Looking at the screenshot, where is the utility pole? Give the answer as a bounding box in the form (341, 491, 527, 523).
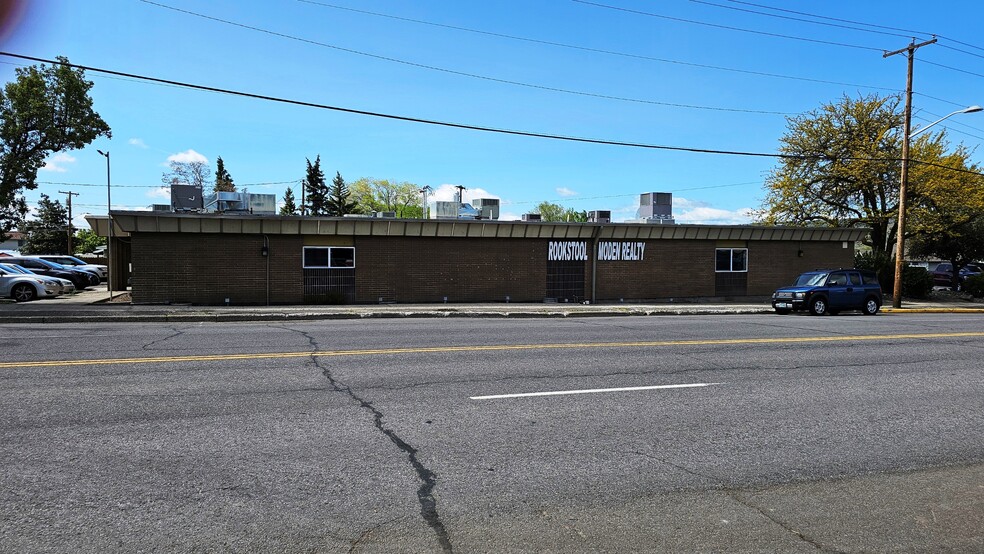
(884, 37, 936, 309)
(58, 190, 79, 254)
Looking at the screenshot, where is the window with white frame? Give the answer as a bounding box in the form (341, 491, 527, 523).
(303, 246, 355, 269)
(715, 248, 747, 272)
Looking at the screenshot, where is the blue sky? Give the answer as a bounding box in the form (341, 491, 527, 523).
(4, 0, 984, 226)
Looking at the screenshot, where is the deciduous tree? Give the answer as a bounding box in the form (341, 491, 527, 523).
(534, 201, 587, 222)
(162, 159, 212, 189)
(350, 178, 422, 217)
(0, 57, 111, 241)
(757, 94, 984, 257)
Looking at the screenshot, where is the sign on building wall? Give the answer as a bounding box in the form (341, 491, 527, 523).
(547, 241, 589, 261)
(597, 241, 646, 261)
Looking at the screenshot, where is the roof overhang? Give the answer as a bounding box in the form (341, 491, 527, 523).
(88, 212, 870, 243)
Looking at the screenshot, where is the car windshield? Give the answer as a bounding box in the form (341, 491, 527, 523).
(794, 272, 828, 286)
(0, 263, 33, 274)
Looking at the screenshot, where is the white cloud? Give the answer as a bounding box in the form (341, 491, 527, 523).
(429, 184, 499, 203)
(40, 153, 77, 173)
(668, 196, 752, 224)
(128, 138, 148, 149)
(497, 211, 522, 221)
(166, 149, 208, 164)
(555, 187, 578, 197)
(147, 187, 170, 199)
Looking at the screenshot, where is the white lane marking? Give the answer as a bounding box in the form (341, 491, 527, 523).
(470, 382, 722, 400)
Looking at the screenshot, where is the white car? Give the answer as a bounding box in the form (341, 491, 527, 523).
(33, 255, 108, 281)
(0, 266, 60, 301)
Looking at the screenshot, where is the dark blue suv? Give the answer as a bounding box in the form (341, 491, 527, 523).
(772, 269, 883, 316)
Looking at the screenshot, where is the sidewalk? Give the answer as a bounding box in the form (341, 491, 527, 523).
(2, 285, 983, 323)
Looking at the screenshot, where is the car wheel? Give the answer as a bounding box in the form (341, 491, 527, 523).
(809, 296, 828, 316)
(774, 308, 791, 315)
(862, 297, 880, 315)
(12, 283, 36, 302)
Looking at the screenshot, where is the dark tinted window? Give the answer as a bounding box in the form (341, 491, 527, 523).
(827, 273, 848, 286)
(303, 248, 330, 268)
(329, 247, 354, 268)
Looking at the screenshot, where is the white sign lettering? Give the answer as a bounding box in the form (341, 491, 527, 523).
(597, 241, 646, 261)
(548, 241, 589, 261)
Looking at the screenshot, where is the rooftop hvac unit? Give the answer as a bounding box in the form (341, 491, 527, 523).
(374, 211, 397, 218)
(171, 184, 203, 212)
(588, 210, 611, 223)
(637, 192, 673, 220)
(522, 213, 542, 222)
(472, 198, 500, 220)
(150, 204, 171, 212)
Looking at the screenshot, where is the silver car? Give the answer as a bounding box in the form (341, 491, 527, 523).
(0, 263, 75, 294)
(0, 266, 59, 301)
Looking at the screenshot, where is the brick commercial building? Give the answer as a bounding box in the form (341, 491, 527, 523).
(89, 212, 866, 306)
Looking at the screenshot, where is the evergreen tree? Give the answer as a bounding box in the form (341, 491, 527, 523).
(20, 194, 69, 254)
(326, 171, 357, 216)
(214, 156, 235, 192)
(303, 156, 328, 216)
(280, 187, 298, 215)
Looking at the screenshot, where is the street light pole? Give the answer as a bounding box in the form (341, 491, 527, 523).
(97, 149, 111, 300)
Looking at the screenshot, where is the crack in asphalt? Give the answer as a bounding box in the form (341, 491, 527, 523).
(287, 327, 453, 553)
(725, 491, 845, 553)
(629, 449, 843, 552)
(140, 326, 187, 351)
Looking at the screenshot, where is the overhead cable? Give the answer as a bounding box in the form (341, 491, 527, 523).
(138, 0, 789, 115)
(3, 52, 981, 177)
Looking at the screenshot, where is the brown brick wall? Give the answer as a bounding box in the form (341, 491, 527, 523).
(131, 233, 303, 305)
(595, 240, 716, 300)
(129, 233, 856, 304)
(355, 237, 548, 303)
(747, 241, 855, 295)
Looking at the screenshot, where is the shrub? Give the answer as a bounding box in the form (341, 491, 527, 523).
(855, 250, 893, 291)
(901, 266, 934, 299)
(964, 274, 984, 298)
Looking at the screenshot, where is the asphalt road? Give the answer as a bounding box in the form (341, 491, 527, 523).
(2, 314, 983, 553)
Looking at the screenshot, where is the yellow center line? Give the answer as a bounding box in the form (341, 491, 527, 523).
(2, 331, 983, 369)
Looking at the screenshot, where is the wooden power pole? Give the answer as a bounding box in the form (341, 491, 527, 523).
(59, 190, 80, 254)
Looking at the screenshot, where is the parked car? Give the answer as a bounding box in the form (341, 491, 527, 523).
(0, 263, 75, 295)
(931, 263, 982, 290)
(772, 269, 883, 315)
(0, 265, 60, 301)
(32, 255, 107, 281)
(0, 256, 95, 290)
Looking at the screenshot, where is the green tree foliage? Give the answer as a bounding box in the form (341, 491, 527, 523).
(349, 178, 422, 217)
(0, 57, 111, 241)
(757, 94, 903, 254)
(534, 201, 588, 222)
(162, 159, 212, 189)
(213, 156, 235, 192)
(19, 194, 69, 254)
(303, 156, 328, 216)
(325, 171, 357, 217)
(73, 228, 106, 254)
(280, 187, 298, 215)
(758, 94, 984, 257)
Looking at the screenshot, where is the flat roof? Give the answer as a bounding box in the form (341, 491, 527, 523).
(86, 212, 869, 243)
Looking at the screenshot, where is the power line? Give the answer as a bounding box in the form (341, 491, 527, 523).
(37, 180, 301, 188)
(298, 0, 898, 93)
(689, 0, 920, 40)
(4, 52, 980, 178)
(138, 0, 790, 115)
(922, 59, 984, 79)
(570, 0, 884, 52)
(721, 0, 984, 56)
